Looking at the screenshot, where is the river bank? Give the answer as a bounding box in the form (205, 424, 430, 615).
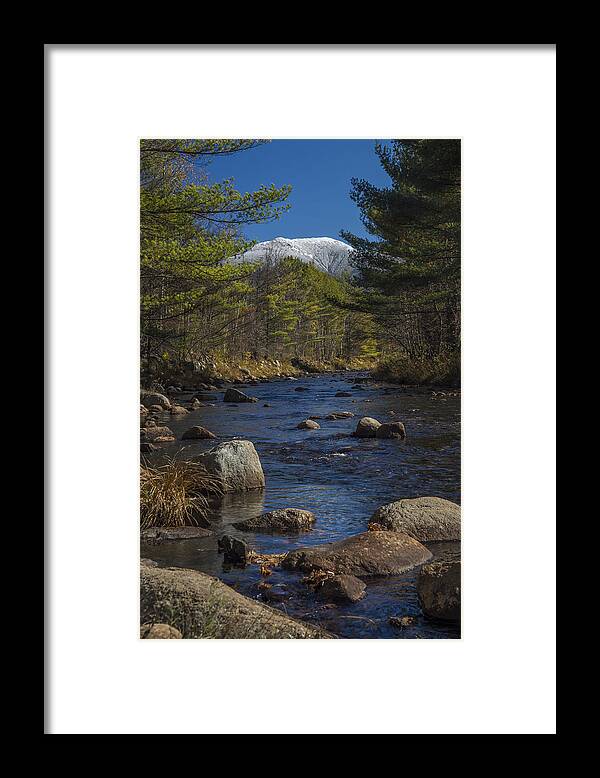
(140, 370, 461, 639)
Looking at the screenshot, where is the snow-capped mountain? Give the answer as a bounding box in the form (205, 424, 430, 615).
(229, 236, 355, 277)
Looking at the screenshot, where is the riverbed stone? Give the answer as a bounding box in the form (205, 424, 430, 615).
(317, 574, 366, 603)
(325, 412, 355, 420)
(282, 530, 432, 577)
(141, 525, 212, 541)
(141, 391, 171, 410)
(297, 419, 320, 430)
(140, 623, 183, 639)
(143, 425, 176, 441)
(335, 391, 353, 397)
(192, 440, 265, 492)
(376, 421, 406, 440)
(233, 508, 315, 533)
(181, 425, 216, 440)
(353, 417, 382, 437)
(417, 561, 461, 622)
(223, 387, 258, 403)
(218, 534, 249, 564)
(370, 496, 461, 541)
(170, 405, 189, 415)
(140, 564, 332, 639)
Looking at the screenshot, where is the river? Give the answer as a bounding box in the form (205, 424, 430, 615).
(141, 371, 461, 639)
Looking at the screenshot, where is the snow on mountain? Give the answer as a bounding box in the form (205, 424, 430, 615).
(229, 236, 355, 277)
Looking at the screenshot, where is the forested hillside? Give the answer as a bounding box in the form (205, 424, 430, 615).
(140, 139, 376, 381)
(140, 138, 460, 386)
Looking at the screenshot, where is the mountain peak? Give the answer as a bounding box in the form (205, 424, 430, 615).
(229, 236, 355, 277)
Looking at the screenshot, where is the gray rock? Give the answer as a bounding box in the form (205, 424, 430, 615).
(376, 421, 406, 439)
(181, 425, 216, 440)
(223, 388, 257, 403)
(370, 496, 461, 541)
(282, 530, 432, 577)
(325, 412, 354, 420)
(353, 417, 382, 437)
(317, 574, 366, 603)
(192, 440, 265, 492)
(169, 405, 189, 415)
(417, 561, 461, 622)
(140, 623, 183, 639)
(142, 425, 176, 441)
(335, 391, 353, 397)
(234, 508, 315, 533)
(217, 534, 249, 564)
(140, 391, 171, 410)
(141, 526, 212, 541)
(140, 564, 333, 639)
(297, 419, 320, 430)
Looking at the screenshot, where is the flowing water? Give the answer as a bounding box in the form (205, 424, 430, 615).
(141, 372, 461, 639)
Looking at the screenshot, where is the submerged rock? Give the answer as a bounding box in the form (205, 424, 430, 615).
(192, 440, 265, 492)
(417, 561, 461, 622)
(140, 623, 183, 639)
(375, 421, 406, 440)
(370, 496, 461, 541)
(140, 391, 171, 410)
(353, 417, 381, 438)
(234, 508, 315, 533)
(335, 391, 353, 397)
(141, 564, 333, 639)
(181, 425, 216, 440)
(325, 412, 354, 420)
(297, 419, 320, 430)
(282, 530, 432, 577)
(141, 526, 212, 541)
(223, 387, 257, 403)
(317, 574, 366, 603)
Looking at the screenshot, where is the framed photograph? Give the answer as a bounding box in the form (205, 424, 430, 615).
(45, 44, 556, 735)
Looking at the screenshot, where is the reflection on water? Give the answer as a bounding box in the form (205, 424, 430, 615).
(141, 372, 461, 639)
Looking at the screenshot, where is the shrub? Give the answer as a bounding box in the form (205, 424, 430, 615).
(374, 349, 460, 387)
(140, 458, 222, 529)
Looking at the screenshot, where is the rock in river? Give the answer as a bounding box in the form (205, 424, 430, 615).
(140, 391, 171, 410)
(234, 508, 315, 533)
(218, 534, 249, 565)
(192, 440, 265, 492)
(223, 387, 258, 403)
(317, 574, 366, 603)
(181, 425, 216, 440)
(140, 563, 332, 638)
(297, 419, 320, 430)
(169, 405, 189, 415)
(417, 560, 461, 622)
(282, 530, 432, 577)
(142, 425, 176, 441)
(335, 391, 353, 397)
(325, 411, 354, 420)
(376, 421, 406, 440)
(353, 417, 381, 437)
(370, 496, 461, 541)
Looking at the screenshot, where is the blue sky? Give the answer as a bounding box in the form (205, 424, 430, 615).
(206, 139, 392, 243)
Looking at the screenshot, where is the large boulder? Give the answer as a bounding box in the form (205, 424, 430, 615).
(353, 417, 381, 438)
(223, 387, 257, 403)
(233, 508, 315, 533)
(140, 391, 171, 410)
(370, 496, 461, 541)
(417, 561, 461, 622)
(376, 421, 406, 440)
(282, 530, 432, 577)
(181, 425, 216, 440)
(140, 564, 333, 639)
(192, 440, 265, 492)
(317, 574, 366, 603)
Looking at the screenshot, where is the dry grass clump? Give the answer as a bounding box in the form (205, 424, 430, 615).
(140, 458, 222, 530)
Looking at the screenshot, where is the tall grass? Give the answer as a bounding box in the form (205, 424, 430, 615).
(373, 349, 460, 387)
(140, 458, 222, 530)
